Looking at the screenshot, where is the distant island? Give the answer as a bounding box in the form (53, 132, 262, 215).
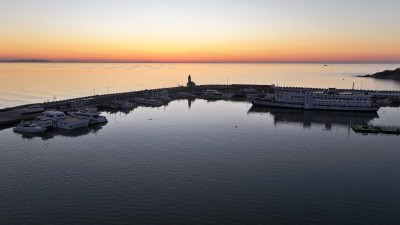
(0, 59, 51, 63)
(359, 68, 400, 80)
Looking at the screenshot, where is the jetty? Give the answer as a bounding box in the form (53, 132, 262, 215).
(351, 124, 400, 134)
(0, 84, 274, 128)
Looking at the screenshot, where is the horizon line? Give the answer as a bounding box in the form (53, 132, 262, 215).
(0, 60, 400, 64)
(1, 59, 400, 64)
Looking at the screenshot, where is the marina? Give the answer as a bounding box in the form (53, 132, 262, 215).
(1, 75, 400, 134)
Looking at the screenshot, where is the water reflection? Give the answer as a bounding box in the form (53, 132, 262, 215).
(248, 106, 379, 130)
(187, 98, 196, 109)
(16, 124, 105, 140)
(101, 108, 135, 115)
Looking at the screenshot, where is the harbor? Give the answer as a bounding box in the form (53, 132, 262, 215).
(1, 66, 400, 225)
(3, 0, 400, 223)
(1, 75, 400, 134)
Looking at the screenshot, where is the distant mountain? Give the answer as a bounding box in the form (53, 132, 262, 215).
(359, 68, 400, 80)
(0, 59, 51, 63)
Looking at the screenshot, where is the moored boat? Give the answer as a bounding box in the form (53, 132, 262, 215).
(32, 116, 56, 128)
(113, 100, 136, 109)
(20, 105, 45, 114)
(68, 108, 108, 125)
(201, 89, 223, 99)
(252, 88, 380, 112)
(13, 121, 47, 133)
(41, 110, 89, 130)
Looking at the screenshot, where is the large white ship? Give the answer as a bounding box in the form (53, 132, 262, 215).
(252, 88, 380, 112)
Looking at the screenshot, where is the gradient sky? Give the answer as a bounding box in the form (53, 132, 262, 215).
(1, 0, 400, 63)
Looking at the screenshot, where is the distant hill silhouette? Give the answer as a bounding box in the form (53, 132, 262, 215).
(359, 68, 400, 80)
(0, 59, 51, 63)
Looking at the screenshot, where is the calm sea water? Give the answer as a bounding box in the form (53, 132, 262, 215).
(1, 63, 400, 108)
(1, 63, 400, 224)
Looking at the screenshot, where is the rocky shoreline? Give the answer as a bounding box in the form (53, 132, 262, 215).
(359, 68, 400, 80)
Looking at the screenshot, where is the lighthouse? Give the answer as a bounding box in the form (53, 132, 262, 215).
(186, 74, 196, 88)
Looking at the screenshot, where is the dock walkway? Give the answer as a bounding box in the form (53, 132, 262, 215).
(351, 124, 400, 134)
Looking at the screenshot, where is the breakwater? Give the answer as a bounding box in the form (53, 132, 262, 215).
(1, 84, 400, 129)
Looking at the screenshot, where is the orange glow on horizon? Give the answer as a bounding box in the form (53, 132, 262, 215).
(1, 32, 399, 63)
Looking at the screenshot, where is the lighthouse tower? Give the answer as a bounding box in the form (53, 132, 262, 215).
(186, 74, 196, 88)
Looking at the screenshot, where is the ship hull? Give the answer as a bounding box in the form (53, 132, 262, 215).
(252, 100, 380, 112)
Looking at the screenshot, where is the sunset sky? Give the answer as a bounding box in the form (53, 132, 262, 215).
(1, 0, 400, 63)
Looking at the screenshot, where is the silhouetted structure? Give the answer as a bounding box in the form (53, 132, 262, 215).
(187, 74, 196, 88)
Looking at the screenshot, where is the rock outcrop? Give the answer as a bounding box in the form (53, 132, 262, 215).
(360, 68, 400, 80)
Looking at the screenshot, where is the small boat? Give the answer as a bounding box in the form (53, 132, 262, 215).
(68, 108, 108, 125)
(134, 98, 163, 106)
(115, 100, 136, 109)
(13, 121, 47, 133)
(20, 105, 45, 114)
(201, 89, 223, 99)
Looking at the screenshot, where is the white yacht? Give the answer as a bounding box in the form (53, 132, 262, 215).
(20, 105, 45, 114)
(201, 89, 223, 99)
(252, 88, 380, 112)
(134, 98, 163, 106)
(32, 117, 56, 128)
(68, 108, 108, 125)
(41, 110, 89, 129)
(114, 100, 136, 109)
(13, 121, 46, 133)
